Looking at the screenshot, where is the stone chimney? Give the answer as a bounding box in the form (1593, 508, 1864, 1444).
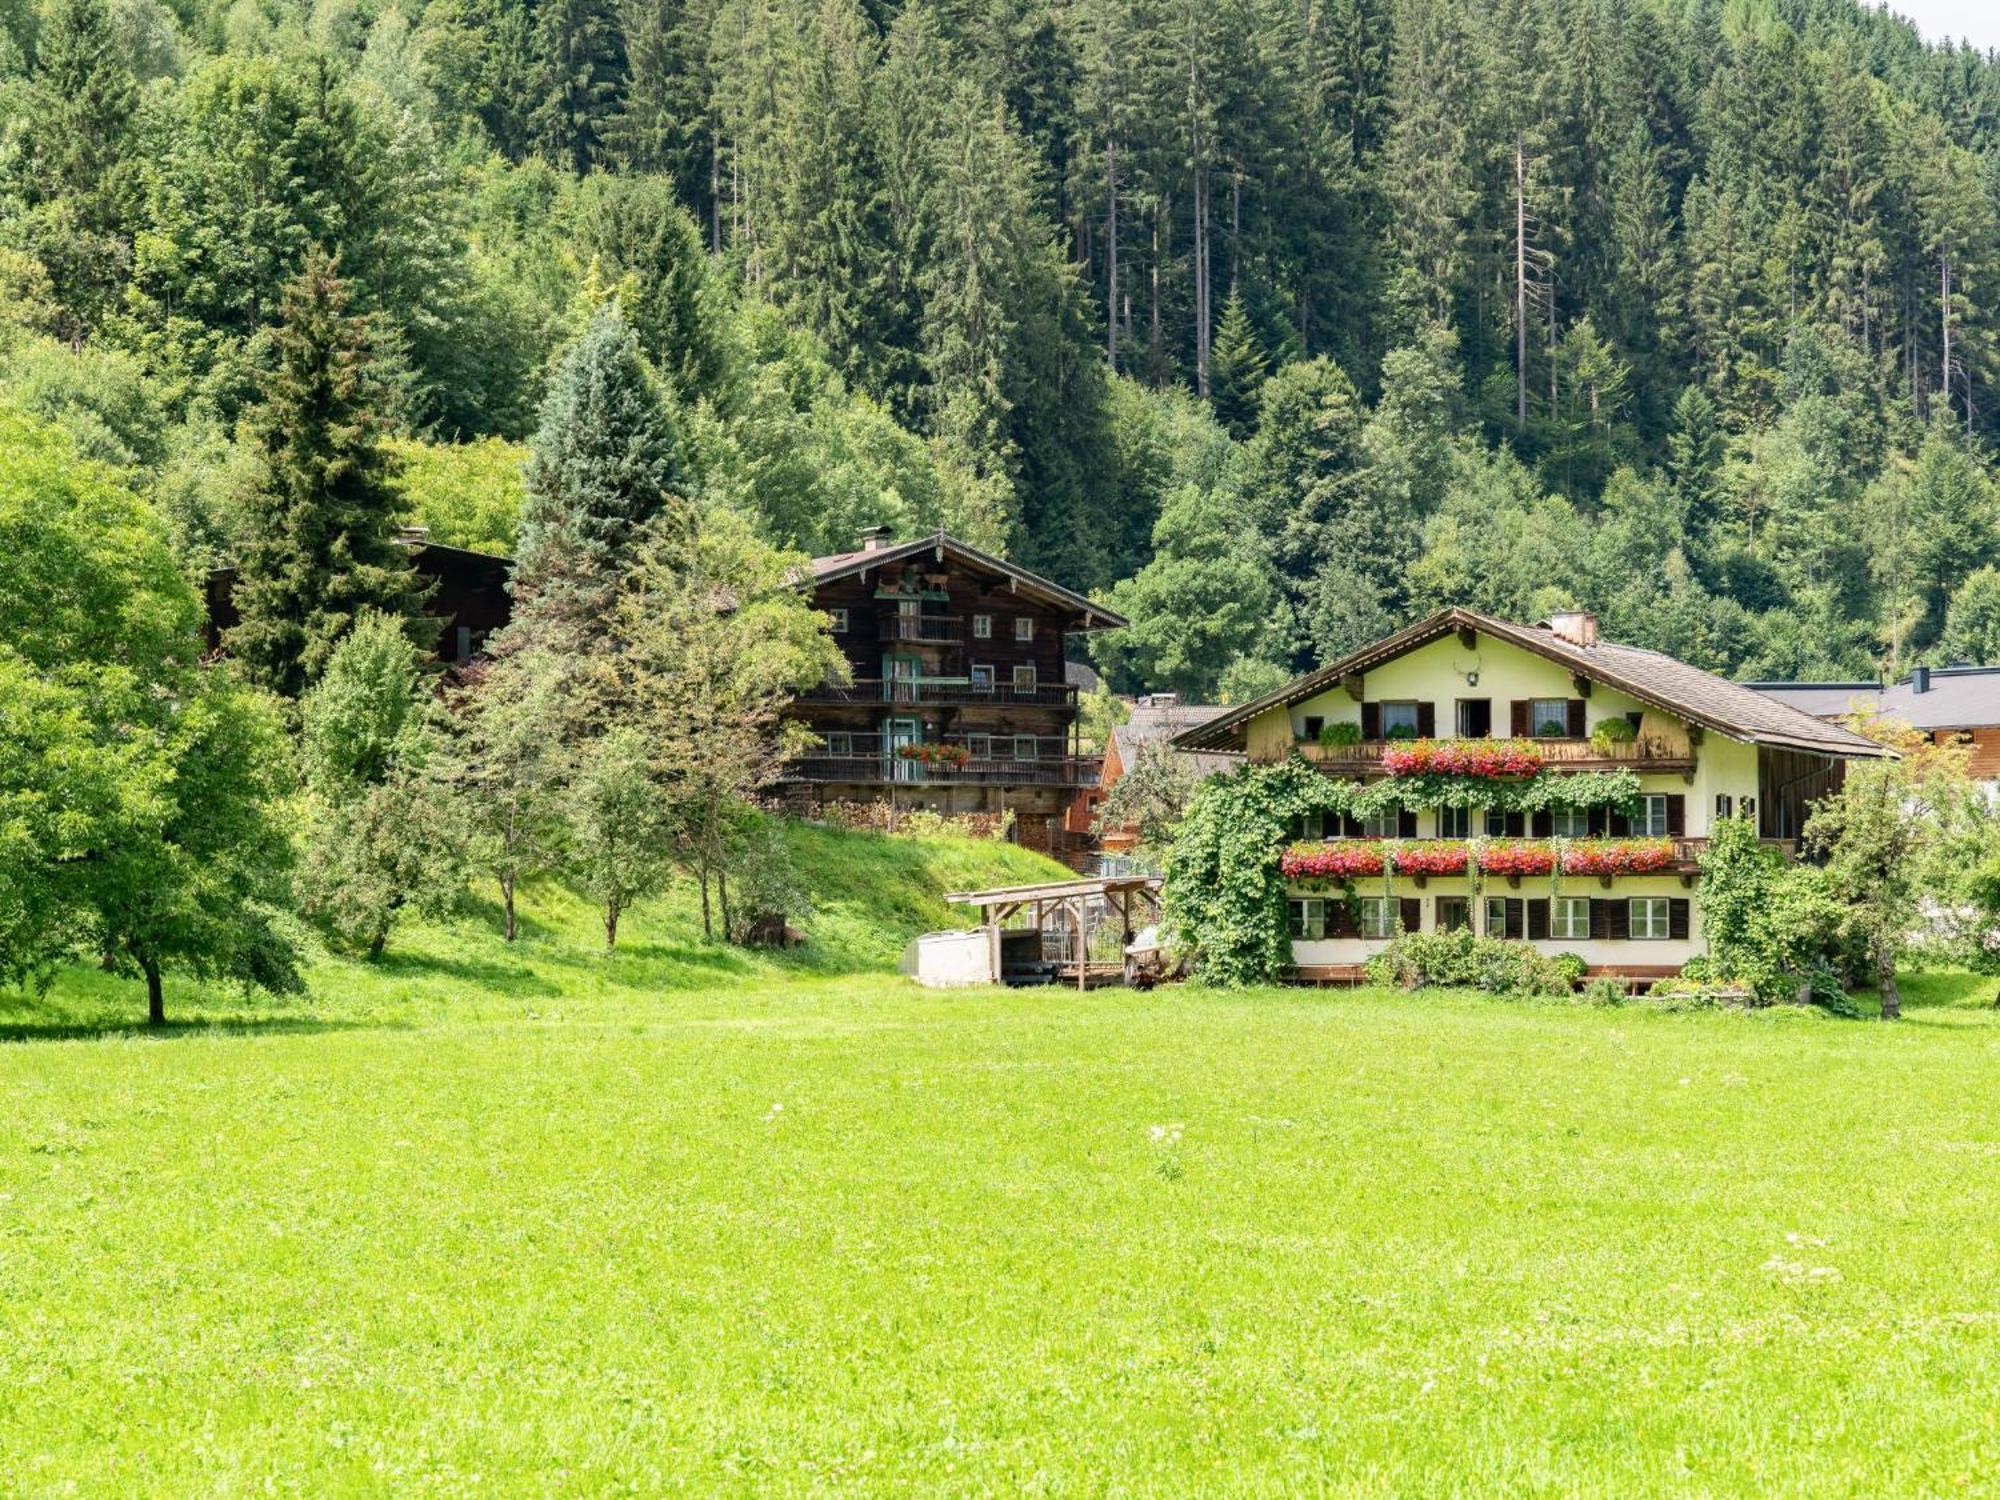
(1912, 665, 1931, 694)
(856, 524, 896, 553)
(1546, 610, 1599, 648)
(397, 524, 431, 547)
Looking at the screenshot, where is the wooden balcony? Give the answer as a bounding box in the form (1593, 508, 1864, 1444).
(878, 614, 961, 644)
(1298, 737, 1698, 776)
(779, 754, 1102, 789)
(797, 678, 1078, 710)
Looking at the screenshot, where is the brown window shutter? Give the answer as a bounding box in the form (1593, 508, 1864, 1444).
(1361, 702, 1381, 740)
(1665, 794, 1685, 836)
(1587, 805, 1607, 836)
(1526, 899, 1549, 940)
(1342, 813, 1363, 838)
(1510, 700, 1530, 737)
(1608, 901, 1630, 941)
(1669, 898, 1690, 940)
(1327, 901, 1354, 938)
(1506, 898, 1525, 939)
(1398, 808, 1419, 838)
(1417, 702, 1436, 737)
(1531, 810, 1552, 838)
(1590, 899, 1611, 940)
(1567, 699, 1587, 738)
(1609, 810, 1631, 837)
(1504, 811, 1525, 838)
(1400, 897, 1422, 933)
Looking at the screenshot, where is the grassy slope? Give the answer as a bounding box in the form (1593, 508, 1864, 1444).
(5, 831, 2000, 1492)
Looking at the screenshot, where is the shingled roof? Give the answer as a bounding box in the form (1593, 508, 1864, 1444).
(805, 530, 1126, 632)
(1174, 607, 1890, 759)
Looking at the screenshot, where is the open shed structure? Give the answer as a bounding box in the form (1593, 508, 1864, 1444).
(924, 876, 1164, 989)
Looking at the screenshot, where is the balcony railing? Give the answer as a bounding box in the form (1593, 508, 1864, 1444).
(779, 754, 1102, 789)
(797, 678, 1079, 709)
(1297, 736, 1697, 772)
(878, 614, 961, 644)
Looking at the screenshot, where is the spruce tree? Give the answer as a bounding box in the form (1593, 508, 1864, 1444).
(531, 0, 629, 174)
(227, 249, 431, 700)
(508, 303, 688, 643)
(1208, 290, 1270, 439)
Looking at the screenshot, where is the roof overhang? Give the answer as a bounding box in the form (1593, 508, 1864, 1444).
(806, 530, 1128, 632)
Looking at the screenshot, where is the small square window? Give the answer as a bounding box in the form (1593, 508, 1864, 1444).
(1288, 811, 1326, 840)
(1288, 898, 1326, 940)
(1303, 716, 1324, 739)
(1552, 896, 1590, 941)
(829, 608, 849, 633)
(1014, 617, 1034, 642)
(970, 664, 995, 690)
(1716, 793, 1735, 819)
(1630, 897, 1670, 939)
(1550, 807, 1590, 839)
(1438, 806, 1471, 839)
(1381, 701, 1420, 736)
(966, 733, 991, 759)
(826, 731, 852, 756)
(1359, 810, 1398, 839)
(1436, 897, 1471, 932)
(1356, 897, 1395, 939)
(972, 614, 992, 639)
(1485, 809, 1509, 837)
(1485, 896, 1510, 935)
(1633, 794, 1669, 837)
(1012, 664, 1037, 692)
(1530, 698, 1570, 736)
(1013, 736, 1037, 760)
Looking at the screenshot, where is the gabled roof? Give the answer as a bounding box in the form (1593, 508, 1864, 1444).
(1754, 667, 2000, 734)
(1174, 607, 1890, 759)
(1113, 702, 1239, 779)
(806, 530, 1127, 632)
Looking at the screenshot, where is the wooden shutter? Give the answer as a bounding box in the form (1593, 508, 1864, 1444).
(1609, 809, 1631, 837)
(1361, 702, 1382, 740)
(1417, 702, 1436, 737)
(1398, 808, 1419, 838)
(1510, 700, 1530, 737)
(1526, 899, 1549, 940)
(1590, 899, 1612, 940)
(1399, 898, 1423, 933)
(1326, 901, 1355, 938)
(1342, 813, 1363, 837)
(1566, 699, 1587, 738)
(1665, 794, 1686, 836)
(1607, 900, 1630, 941)
(1587, 805, 1607, 836)
(1505, 898, 1525, 939)
(1531, 810, 1552, 838)
(1669, 898, 1690, 940)
(1504, 811, 1525, 838)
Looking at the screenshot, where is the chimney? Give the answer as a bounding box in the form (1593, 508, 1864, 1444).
(856, 524, 896, 553)
(397, 524, 431, 547)
(1912, 665, 1931, 694)
(1546, 610, 1599, 648)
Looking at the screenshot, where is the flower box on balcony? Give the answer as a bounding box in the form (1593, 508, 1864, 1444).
(1281, 841, 1385, 880)
(1380, 738, 1544, 778)
(1560, 837, 1676, 876)
(1394, 841, 1469, 877)
(1479, 840, 1556, 877)
(895, 742, 971, 769)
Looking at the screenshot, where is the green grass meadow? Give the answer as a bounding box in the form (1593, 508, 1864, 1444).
(6, 826, 2000, 1494)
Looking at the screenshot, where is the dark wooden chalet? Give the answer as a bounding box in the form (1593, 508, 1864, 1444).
(204, 527, 513, 666)
(781, 528, 1127, 857)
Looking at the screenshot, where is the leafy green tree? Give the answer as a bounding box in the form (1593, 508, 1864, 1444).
(508, 303, 687, 643)
(565, 724, 671, 950)
(0, 404, 300, 1025)
(1942, 567, 2000, 664)
(387, 436, 529, 556)
(226, 250, 431, 699)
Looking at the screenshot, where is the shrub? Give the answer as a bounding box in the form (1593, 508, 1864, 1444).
(1581, 976, 1627, 1005)
(1537, 718, 1569, 737)
(1385, 721, 1421, 740)
(1550, 951, 1589, 989)
(1364, 929, 1576, 997)
(1320, 721, 1362, 748)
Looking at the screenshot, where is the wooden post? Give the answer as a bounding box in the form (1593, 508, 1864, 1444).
(1077, 893, 1088, 992)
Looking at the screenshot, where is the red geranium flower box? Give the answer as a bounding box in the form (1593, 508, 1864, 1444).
(1561, 837, 1676, 875)
(1479, 839, 1556, 876)
(1393, 841, 1469, 876)
(1281, 841, 1385, 880)
(1380, 739, 1544, 778)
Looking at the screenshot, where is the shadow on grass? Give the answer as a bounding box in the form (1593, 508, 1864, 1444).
(366, 948, 565, 998)
(0, 1010, 406, 1045)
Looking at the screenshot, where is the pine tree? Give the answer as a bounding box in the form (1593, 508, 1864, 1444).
(508, 304, 688, 643)
(531, 0, 629, 174)
(1207, 289, 1269, 438)
(227, 249, 431, 700)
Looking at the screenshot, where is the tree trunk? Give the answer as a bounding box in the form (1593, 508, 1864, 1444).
(718, 867, 732, 945)
(143, 954, 164, 1028)
(1194, 165, 1210, 396)
(699, 856, 713, 940)
(1941, 251, 1952, 424)
(367, 922, 389, 961)
(1877, 942, 1901, 1021)
(1105, 135, 1118, 371)
(605, 898, 620, 952)
(1515, 132, 1528, 433)
(502, 870, 517, 943)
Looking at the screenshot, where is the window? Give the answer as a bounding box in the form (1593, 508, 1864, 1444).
(966, 733, 991, 759)
(972, 613, 992, 639)
(1356, 897, 1395, 939)
(1438, 806, 1472, 839)
(829, 608, 849, 633)
(1359, 809, 1399, 839)
(1456, 699, 1492, 737)
(1015, 617, 1034, 642)
(1381, 700, 1421, 737)
(1012, 664, 1037, 692)
(826, 732, 852, 757)
(455, 624, 472, 662)
(1530, 698, 1570, 737)
(1633, 794, 1669, 837)
(1288, 811, 1326, 840)
(1552, 897, 1591, 941)
(1288, 898, 1326, 940)
(1550, 807, 1590, 839)
(1013, 736, 1038, 761)
(1485, 808, 1509, 837)
(1485, 896, 1510, 935)
(1303, 716, 1324, 740)
(1436, 897, 1471, 932)
(1630, 897, 1671, 939)
(970, 664, 996, 690)
(1715, 793, 1735, 820)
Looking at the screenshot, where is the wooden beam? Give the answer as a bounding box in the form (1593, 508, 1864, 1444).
(1571, 673, 1592, 698)
(1341, 673, 1365, 700)
(1457, 626, 1478, 650)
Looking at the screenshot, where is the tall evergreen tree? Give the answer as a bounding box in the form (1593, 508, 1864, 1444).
(1208, 289, 1270, 439)
(227, 249, 430, 700)
(531, 0, 629, 173)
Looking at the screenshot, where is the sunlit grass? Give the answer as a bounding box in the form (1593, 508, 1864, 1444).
(4, 831, 2000, 1492)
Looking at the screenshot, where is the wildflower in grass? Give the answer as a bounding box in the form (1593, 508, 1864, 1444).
(1150, 1123, 1185, 1179)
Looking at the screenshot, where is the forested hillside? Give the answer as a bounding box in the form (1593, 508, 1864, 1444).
(6, 0, 2000, 693)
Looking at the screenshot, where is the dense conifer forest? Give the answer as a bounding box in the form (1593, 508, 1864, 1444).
(7, 0, 2000, 694)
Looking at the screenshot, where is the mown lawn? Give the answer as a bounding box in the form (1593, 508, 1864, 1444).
(5, 844, 2000, 1493)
